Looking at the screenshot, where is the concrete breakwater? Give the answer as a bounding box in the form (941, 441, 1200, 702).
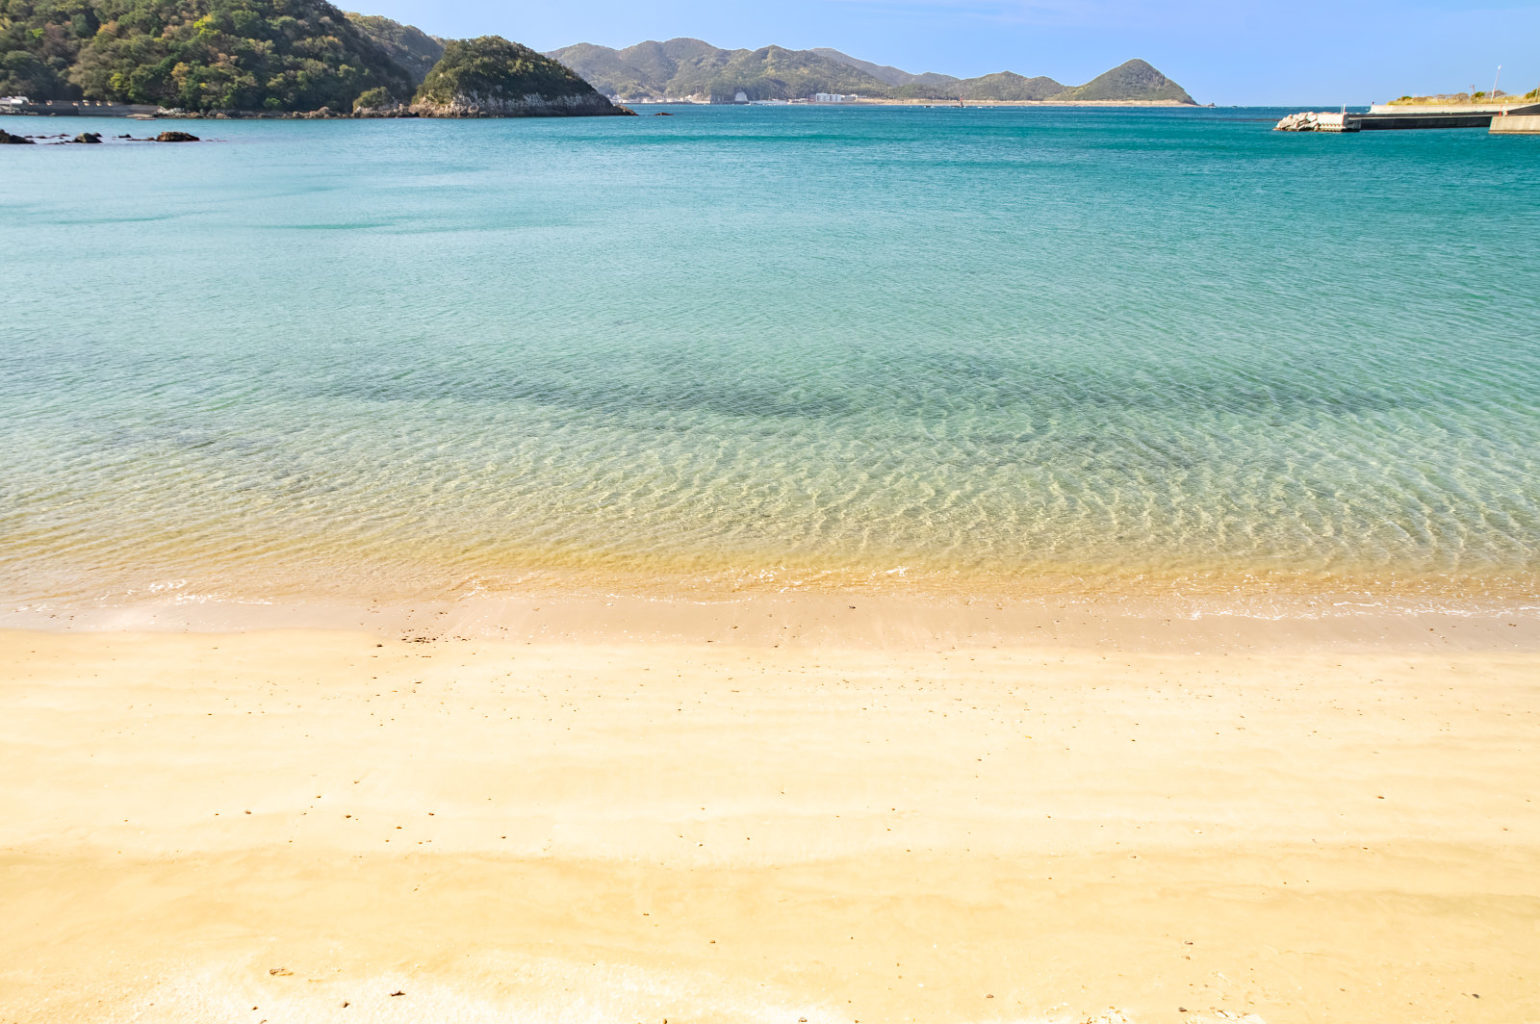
(1274, 111, 1356, 132)
(1277, 103, 1540, 133)
(1491, 114, 1540, 135)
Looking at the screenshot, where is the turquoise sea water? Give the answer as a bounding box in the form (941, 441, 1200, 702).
(2, 107, 1538, 605)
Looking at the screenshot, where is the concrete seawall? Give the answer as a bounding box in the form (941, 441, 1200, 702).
(1279, 103, 1540, 133)
(1, 101, 158, 117)
(1360, 111, 1494, 130)
(1491, 115, 1540, 134)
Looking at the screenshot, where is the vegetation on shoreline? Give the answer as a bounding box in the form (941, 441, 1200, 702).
(0, 0, 412, 110)
(1389, 88, 1540, 105)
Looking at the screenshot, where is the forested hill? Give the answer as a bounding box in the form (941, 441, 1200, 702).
(0, 0, 413, 110)
(546, 39, 1195, 104)
(0, 0, 608, 114)
(410, 36, 624, 117)
(1055, 59, 1193, 103)
(344, 10, 442, 84)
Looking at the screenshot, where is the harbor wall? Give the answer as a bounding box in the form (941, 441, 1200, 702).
(1357, 112, 1493, 130)
(1491, 115, 1540, 134)
(1, 101, 159, 117)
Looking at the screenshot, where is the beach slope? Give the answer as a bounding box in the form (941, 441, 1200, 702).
(2, 621, 1537, 1023)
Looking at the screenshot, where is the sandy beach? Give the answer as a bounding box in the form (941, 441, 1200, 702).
(2, 598, 1537, 1024)
(8, 58, 1540, 1024)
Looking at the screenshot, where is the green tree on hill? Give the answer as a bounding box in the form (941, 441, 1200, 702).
(1, 0, 411, 109)
(343, 11, 440, 84)
(413, 36, 596, 107)
(0, 0, 102, 97)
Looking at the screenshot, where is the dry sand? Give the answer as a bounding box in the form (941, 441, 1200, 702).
(2, 598, 1537, 1024)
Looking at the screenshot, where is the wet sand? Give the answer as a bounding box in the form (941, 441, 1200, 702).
(2, 600, 1537, 1024)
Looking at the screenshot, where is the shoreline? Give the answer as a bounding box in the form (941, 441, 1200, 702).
(2, 97, 1202, 120)
(5, 581, 1540, 654)
(619, 98, 1202, 108)
(839, 98, 1197, 108)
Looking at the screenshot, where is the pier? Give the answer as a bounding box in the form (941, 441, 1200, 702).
(1276, 102, 1540, 133)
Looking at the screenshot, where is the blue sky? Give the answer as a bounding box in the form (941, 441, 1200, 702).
(359, 1, 1540, 105)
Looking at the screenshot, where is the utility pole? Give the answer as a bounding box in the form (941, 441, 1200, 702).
(1493, 65, 1502, 99)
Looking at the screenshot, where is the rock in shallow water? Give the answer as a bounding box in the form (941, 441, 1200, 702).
(0, 128, 35, 145)
(155, 131, 200, 142)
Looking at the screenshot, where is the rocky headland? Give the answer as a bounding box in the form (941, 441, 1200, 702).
(404, 37, 631, 117)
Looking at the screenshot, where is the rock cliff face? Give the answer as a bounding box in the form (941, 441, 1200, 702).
(411, 37, 631, 117)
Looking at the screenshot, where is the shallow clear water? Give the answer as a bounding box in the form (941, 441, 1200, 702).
(3, 107, 1538, 604)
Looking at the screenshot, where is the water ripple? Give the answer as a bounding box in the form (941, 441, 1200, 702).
(1, 107, 1537, 605)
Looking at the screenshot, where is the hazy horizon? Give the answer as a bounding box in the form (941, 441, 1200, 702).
(350, 0, 1537, 106)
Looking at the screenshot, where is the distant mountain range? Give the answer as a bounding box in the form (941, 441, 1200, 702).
(546, 39, 1195, 105)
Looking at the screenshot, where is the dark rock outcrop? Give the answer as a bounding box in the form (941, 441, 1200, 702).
(1, 129, 36, 145)
(155, 131, 200, 142)
(74, 132, 103, 143)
